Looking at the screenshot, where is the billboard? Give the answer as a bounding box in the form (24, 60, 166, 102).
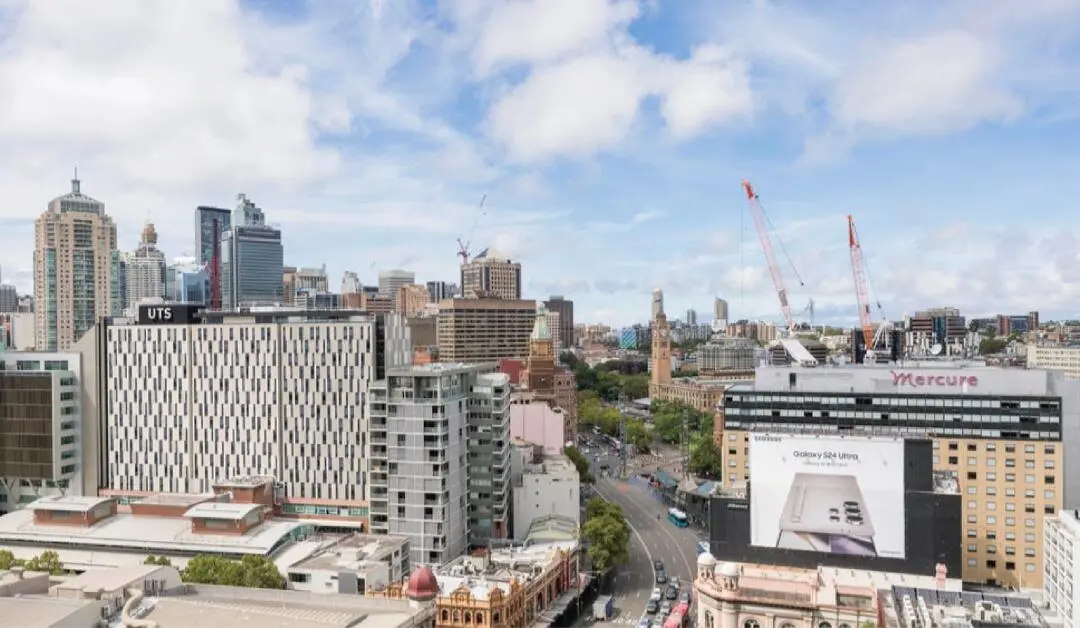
(749, 434, 906, 559)
(137, 304, 204, 325)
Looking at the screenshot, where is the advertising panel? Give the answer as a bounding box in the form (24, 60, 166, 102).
(749, 434, 905, 559)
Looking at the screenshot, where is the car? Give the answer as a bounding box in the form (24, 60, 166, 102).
(655, 572, 668, 585)
(660, 601, 673, 616)
(646, 600, 660, 614)
(653, 560, 665, 572)
(650, 620, 665, 628)
(665, 586, 678, 600)
(638, 619, 652, 628)
(670, 576, 680, 589)
(650, 588, 663, 601)
(679, 591, 692, 604)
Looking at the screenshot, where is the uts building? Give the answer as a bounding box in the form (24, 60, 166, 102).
(719, 364, 1080, 589)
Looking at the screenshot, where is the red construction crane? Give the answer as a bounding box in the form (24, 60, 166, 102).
(741, 180, 800, 332)
(847, 215, 875, 348)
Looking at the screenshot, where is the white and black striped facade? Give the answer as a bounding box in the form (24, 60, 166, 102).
(95, 310, 411, 501)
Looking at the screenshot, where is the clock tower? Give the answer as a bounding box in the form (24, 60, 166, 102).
(650, 311, 672, 398)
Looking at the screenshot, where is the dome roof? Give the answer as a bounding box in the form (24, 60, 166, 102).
(405, 566, 440, 600)
(697, 552, 717, 568)
(716, 562, 740, 578)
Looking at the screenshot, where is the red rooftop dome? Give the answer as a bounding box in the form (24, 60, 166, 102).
(405, 566, 439, 601)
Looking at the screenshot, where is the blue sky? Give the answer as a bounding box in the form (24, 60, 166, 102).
(0, 0, 1078, 327)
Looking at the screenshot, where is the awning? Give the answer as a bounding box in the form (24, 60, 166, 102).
(652, 470, 678, 488)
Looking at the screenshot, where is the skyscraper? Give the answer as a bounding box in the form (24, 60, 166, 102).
(713, 297, 729, 332)
(33, 174, 120, 350)
(123, 222, 167, 310)
(195, 205, 230, 307)
(544, 295, 574, 352)
(378, 269, 415, 302)
(220, 194, 284, 309)
(461, 252, 521, 300)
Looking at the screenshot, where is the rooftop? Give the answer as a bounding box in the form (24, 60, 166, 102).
(291, 534, 409, 573)
(215, 475, 276, 488)
(135, 493, 214, 507)
(28, 495, 113, 513)
(434, 540, 576, 601)
(388, 362, 498, 375)
(882, 585, 1046, 628)
(0, 507, 309, 557)
(523, 455, 577, 477)
(184, 502, 263, 521)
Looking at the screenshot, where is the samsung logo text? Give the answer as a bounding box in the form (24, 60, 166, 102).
(793, 450, 860, 462)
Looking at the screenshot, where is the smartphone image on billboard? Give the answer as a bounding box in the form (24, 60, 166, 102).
(775, 473, 878, 557)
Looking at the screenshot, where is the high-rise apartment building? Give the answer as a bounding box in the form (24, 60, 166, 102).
(220, 194, 284, 309)
(396, 284, 430, 317)
(426, 281, 455, 303)
(651, 289, 664, 320)
(719, 365, 1080, 588)
(544, 295, 574, 352)
(461, 254, 521, 300)
(545, 309, 562, 356)
(367, 363, 510, 565)
(437, 299, 536, 362)
(75, 308, 412, 504)
(0, 267, 17, 313)
(0, 352, 84, 511)
(33, 175, 120, 351)
(123, 222, 167, 310)
(283, 265, 329, 306)
(713, 297, 729, 332)
(686, 309, 697, 326)
(379, 270, 415, 306)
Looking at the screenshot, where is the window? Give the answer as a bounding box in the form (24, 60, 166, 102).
(949, 456, 959, 464)
(967, 457, 978, 465)
(744, 621, 761, 628)
(967, 544, 977, 552)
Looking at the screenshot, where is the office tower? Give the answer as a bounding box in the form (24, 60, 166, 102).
(460, 253, 521, 300)
(544, 295, 574, 352)
(33, 174, 120, 351)
(379, 270, 415, 306)
(719, 365, 1080, 589)
(713, 297, 729, 332)
(173, 262, 208, 304)
(686, 309, 697, 326)
(220, 194, 284, 309)
(426, 281, 454, 303)
(342, 271, 363, 295)
(396, 284, 430, 317)
(283, 265, 329, 306)
(651, 289, 664, 320)
(368, 363, 510, 564)
(76, 309, 411, 500)
(123, 222, 167, 310)
(437, 299, 536, 362)
(0, 352, 84, 511)
(0, 266, 17, 313)
(195, 206, 231, 307)
(545, 309, 562, 356)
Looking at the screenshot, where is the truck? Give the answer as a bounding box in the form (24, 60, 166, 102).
(593, 595, 615, 621)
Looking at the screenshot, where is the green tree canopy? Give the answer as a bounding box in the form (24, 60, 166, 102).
(582, 497, 630, 574)
(650, 400, 713, 444)
(144, 555, 173, 567)
(24, 550, 63, 575)
(688, 435, 723, 478)
(564, 445, 595, 483)
(182, 555, 285, 589)
(0, 550, 17, 571)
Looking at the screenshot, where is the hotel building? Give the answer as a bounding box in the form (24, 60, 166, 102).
(719, 365, 1080, 588)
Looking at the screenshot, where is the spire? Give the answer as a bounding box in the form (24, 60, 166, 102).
(71, 167, 80, 194)
(531, 304, 551, 341)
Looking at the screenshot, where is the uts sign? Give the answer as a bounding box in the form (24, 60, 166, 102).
(890, 371, 978, 388)
(137, 304, 203, 326)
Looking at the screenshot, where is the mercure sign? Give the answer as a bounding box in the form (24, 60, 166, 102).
(891, 371, 979, 388)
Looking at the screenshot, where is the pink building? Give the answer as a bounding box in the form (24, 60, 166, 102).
(510, 396, 567, 455)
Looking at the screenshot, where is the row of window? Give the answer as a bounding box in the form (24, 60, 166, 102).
(965, 558, 1037, 572)
(940, 456, 1055, 469)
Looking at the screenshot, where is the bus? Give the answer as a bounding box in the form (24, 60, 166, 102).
(667, 507, 689, 528)
(663, 602, 690, 628)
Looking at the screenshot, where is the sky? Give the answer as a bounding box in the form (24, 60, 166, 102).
(0, 0, 1079, 329)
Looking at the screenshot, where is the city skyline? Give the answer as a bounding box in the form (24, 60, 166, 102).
(0, 1, 1078, 327)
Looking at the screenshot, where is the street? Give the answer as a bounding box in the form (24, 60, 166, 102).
(591, 475, 705, 625)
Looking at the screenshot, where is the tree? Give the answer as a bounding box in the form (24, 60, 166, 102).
(626, 420, 651, 453)
(582, 497, 630, 574)
(979, 337, 1008, 355)
(181, 554, 285, 589)
(144, 555, 173, 567)
(24, 550, 63, 575)
(564, 446, 595, 483)
(0, 550, 18, 570)
(650, 401, 713, 444)
(688, 436, 723, 478)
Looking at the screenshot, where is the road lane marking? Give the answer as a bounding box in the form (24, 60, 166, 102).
(608, 478, 696, 586)
(595, 484, 656, 620)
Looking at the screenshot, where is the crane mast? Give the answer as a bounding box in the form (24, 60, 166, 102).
(742, 180, 796, 332)
(847, 215, 875, 348)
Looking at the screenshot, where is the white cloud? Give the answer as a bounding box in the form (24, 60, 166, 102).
(657, 45, 754, 139)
